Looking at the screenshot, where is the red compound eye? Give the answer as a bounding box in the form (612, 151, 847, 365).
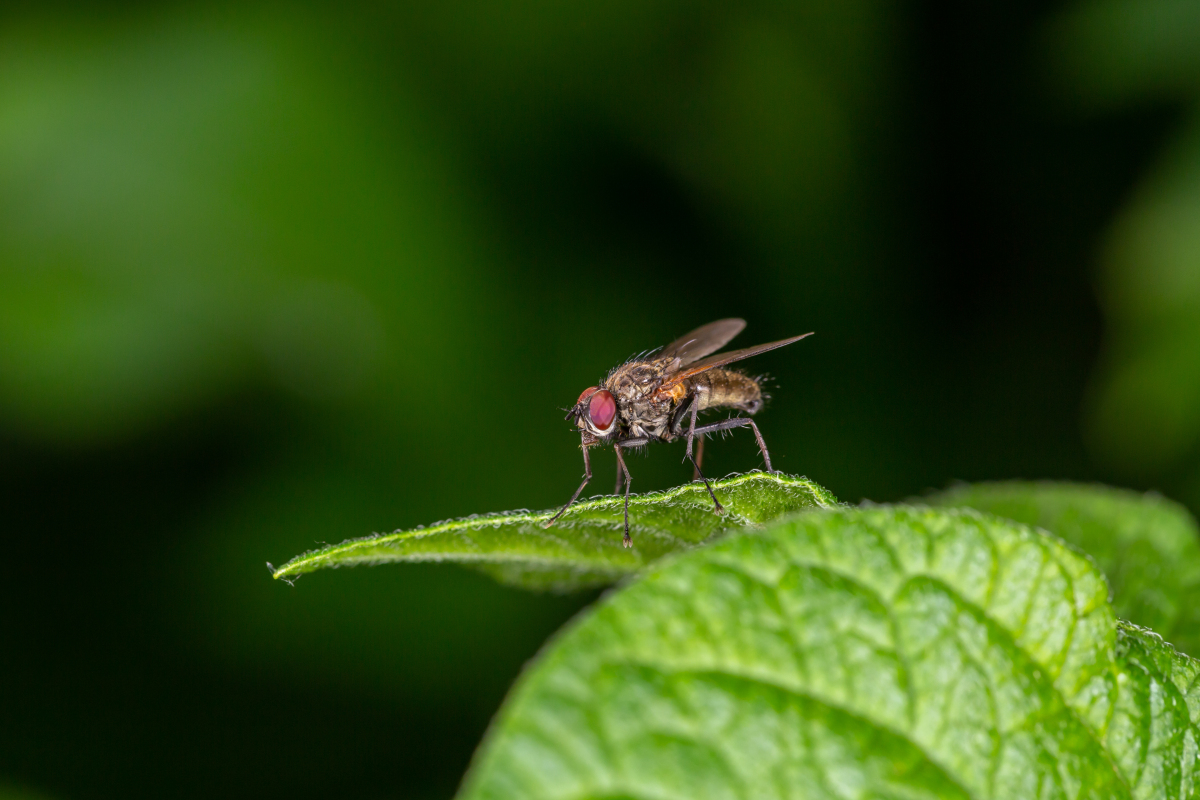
(587, 390, 617, 431)
(576, 386, 599, 405)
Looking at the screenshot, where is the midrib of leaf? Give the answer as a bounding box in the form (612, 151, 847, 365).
(458, 506, 1200, 800)
(270, 472, 838, 590)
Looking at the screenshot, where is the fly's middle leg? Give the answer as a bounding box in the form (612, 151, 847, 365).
(692, 416, 776, 473)
(683, 391, 724, 515)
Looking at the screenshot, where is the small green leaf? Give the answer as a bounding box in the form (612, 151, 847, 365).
(927, 481, 1200, 655)
(458, 506, 1200, 800)
(270, 472, 838, 590)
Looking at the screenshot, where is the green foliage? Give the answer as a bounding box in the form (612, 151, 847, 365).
(928, 481, 1200, 656)
(458, 506, 1200, 800)
(271, 472, 838, 590)
(272, 476, 1200, 796)
(0, 12, 486, 442)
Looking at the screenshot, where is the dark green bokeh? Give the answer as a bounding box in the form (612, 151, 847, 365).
(1, 1, 1196, 798)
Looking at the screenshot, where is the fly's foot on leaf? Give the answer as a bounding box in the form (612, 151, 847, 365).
(622, 532, 632, 548)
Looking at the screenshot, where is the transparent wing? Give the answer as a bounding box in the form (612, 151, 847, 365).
(660, 319, 746, 366)
(661, 332, 814, 388)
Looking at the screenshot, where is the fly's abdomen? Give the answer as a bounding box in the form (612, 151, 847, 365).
(693, 369, 763, 414)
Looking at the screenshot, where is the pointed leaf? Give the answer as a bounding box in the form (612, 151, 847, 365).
(270, 472, 838, 590)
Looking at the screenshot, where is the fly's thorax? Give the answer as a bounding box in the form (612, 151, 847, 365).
(605, 359, 677, 441)
(607, 358, 671, 401)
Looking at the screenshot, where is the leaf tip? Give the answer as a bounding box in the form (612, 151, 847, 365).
(268, 560, 299, 585)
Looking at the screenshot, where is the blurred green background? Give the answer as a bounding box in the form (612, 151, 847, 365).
(3, 0, 1200, 797)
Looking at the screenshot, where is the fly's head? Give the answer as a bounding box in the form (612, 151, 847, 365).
(566, 385, 619, 444)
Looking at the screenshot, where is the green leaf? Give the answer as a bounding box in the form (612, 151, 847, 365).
(927, 481, 1200, 656)
(270, 472, 838, 590)
(458, 506, 1200, 800)
(1110, 620, 1200, 799)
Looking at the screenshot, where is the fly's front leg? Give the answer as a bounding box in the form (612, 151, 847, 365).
(613, 444, 634, 548)
(614, 433, 650, 494)
(545, 435, 592, 528)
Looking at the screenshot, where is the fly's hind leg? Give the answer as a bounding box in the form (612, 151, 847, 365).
(746, 418, 774, 473)
(692, 435, 705, 481)
(692, 416, 776, 473)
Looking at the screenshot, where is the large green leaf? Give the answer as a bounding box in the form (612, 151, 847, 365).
(458, 506, 1200, 800)
(928, 481, 1200, 656)
(270, 472, 837, 590)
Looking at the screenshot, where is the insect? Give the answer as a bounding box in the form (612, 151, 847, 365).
(546, 319, 813, 547)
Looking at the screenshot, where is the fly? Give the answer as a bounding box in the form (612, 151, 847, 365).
(546, 319, 813, 547)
